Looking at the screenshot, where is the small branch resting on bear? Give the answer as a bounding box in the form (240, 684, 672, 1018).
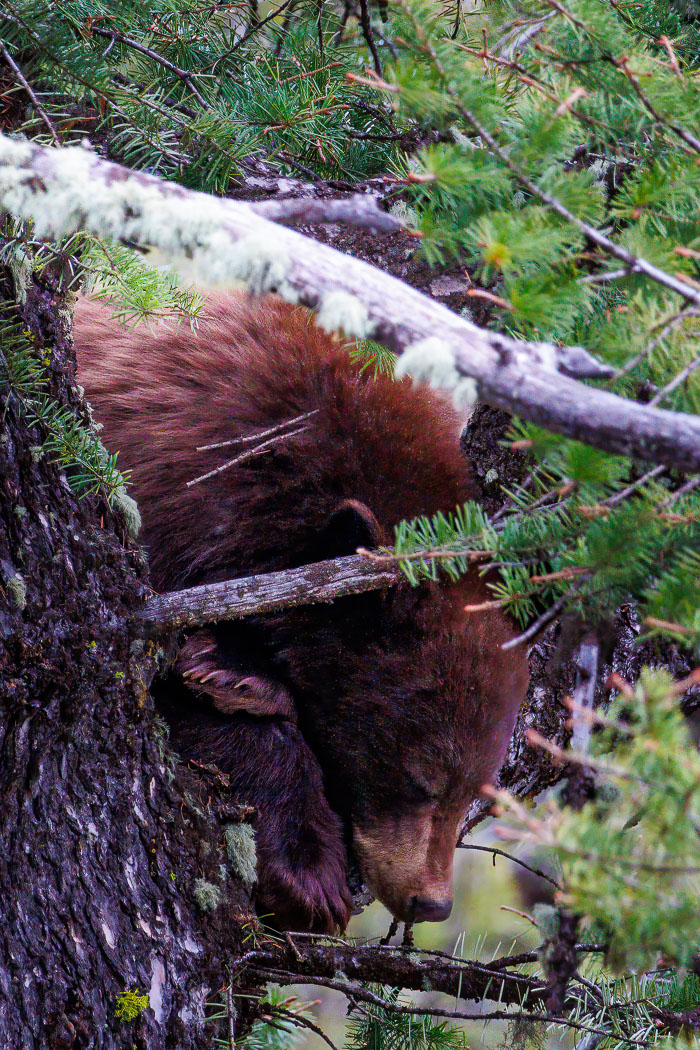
(2, 134, 700, 471)
(140, 553, 402, 633)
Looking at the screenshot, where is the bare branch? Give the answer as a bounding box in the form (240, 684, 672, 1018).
(140, 553, 402, 633)
(648, 354, 700, 407)
(249, 193, 405, 232)
(0, 43, 60, 146)
(501, 595, 568, 652)
(196, 410, 319, 451)
(611, 307, 700, 381)
(236, 941, 639, 1042)
(357, 0, 383, 75)
(2, 136, 700, 471)
(186, 424, 311, 487)
(237, 939, 547, 1007)
(613, 51, 700, 156)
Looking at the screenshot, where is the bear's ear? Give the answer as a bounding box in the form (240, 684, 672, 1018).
(320, 499, 384, 557)
(177, 630, 297, 722)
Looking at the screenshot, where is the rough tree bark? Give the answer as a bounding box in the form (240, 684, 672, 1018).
(0, 265, 255, 1049)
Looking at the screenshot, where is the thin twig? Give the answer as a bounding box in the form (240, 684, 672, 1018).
(501, 595, 568, 651)
(451, 40, 599, 130)
(197, 411, 318, 451)
(606, 464, 666, 507)
(580, 266, 640, 284)
(88, 26, 212, 111)
(247, 967, 646, 1043)
(657, 475, 700, 508)
(210, 0, 298, 66)
(457, 843, 562, 889)
(266, 1006, 339, 1050)
(611, 308, 700, 382)
(648, 355, 700, 406)
(614, 53, 700, 156)
(186, 424, 310, 487)
(0, 43, 60, 146)
(227, 979, 237, 1049)
(357, 0, 383, 75)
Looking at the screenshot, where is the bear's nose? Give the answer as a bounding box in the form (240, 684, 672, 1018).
(410, 896, 453, 923)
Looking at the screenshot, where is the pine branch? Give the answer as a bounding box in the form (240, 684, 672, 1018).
(237, 939, 548, 1008)
(399, 2, 700, 313)
(86, 26, 212, 112)
(2, 136, 700, 471)
(237, 941, 643, 1042)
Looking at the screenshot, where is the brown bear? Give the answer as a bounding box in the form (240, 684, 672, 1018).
(74, 292, 530, 934)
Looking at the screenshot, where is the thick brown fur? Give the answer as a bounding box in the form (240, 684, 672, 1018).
(74, 293, 530, 933)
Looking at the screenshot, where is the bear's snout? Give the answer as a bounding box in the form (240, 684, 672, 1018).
(352, 811, 459, 924)
(409, 896, 453, 923)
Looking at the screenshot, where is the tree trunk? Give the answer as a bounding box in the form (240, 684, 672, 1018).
(0, 267, 252, 1049)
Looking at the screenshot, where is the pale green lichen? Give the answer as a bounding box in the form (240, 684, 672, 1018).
(193, 878, 221, 912)
(533, 902, 560, 939)
(0, 138, 300, 303)
(114, 487, 142, 540)
(6, 573, 27, 609)
(204, 232, 296, 299)
(225, 823, 257, 890)
(316, 290, 373, 340)
(388, 199, 418, 227)
(394, 338, 478, 410)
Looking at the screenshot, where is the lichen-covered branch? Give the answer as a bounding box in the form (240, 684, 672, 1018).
(141, 553, 402, 633)
(1, 135, 699, 470)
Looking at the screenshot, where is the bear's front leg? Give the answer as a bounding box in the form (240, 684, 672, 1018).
(227, 716, 353, 933)
(169, 630, 353, 933)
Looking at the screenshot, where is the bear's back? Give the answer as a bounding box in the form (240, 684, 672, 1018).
(74, 293, 473, 591)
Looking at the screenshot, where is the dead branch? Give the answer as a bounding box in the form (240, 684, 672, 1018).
(0, 44, 60, 146)
(140, 553, 402, 632)
(457, 842, 562, 890)
(249, 193, 404, 232)
(3, 136, 700, 471)
(236, 939, 547, 1007)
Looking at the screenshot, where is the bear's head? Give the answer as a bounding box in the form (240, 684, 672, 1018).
(270, 500, 531, 924)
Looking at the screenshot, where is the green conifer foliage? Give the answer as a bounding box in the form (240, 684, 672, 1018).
(355, 0, 700, 651)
